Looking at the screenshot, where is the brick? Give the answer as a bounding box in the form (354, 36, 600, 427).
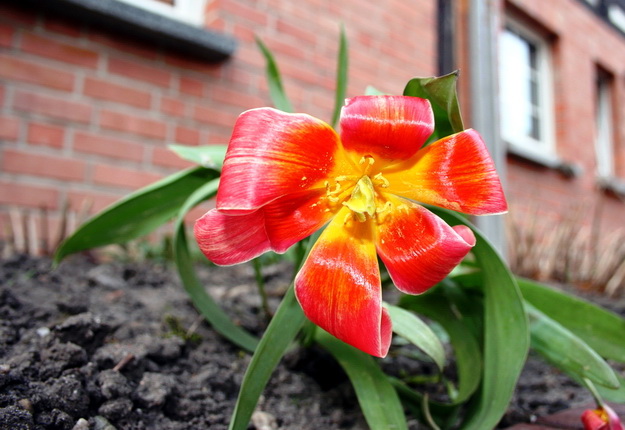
(84, 77, 152, 109)
(20, 33, 99, 68)
(0, 54, 75, 91)
(151, 146, 195, 169)
(66, 189, 122, 214)
(27, 122, 64, 148)
(163, 52, 223, 75)
(231, 23, 255, 43)
(210, 86, 265, 110)
(193, 104, 238, 128)
(0, 181, 58, 209)
(89, 30, 159, 60)
(43, 16, 82, 38)
(13, 91, 92, 123)
(92, 164, 162, 190)
(179, 76, 205, 97)
(108, 56, 172, 87)
(0, 115, 20, 141)
(0, 23, 14, 47)
(1, 148, 85, 182)
(160, 97, 186, 117)
(0, 3, 37, 26)
(220, 0, 268, 26)
(276, 19, 317, 45)
(174, 126, 200, 145)
(73, 131, 144, 162)
(99, 110, 167, 140)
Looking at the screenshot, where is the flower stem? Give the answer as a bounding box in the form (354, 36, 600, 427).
(252, 257, 271, 319)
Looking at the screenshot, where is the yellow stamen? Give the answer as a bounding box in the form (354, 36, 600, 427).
(343, 176, 376, 222)
(373, 172, 389, 188)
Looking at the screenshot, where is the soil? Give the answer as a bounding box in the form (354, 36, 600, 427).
(1, 254, 624, 430)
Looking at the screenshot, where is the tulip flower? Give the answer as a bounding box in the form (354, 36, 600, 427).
(582, 405, 624, 430)
(195, 95, 506, 357)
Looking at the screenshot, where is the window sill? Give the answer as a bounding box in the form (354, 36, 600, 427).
(598, 176, 625, 200)
(507, 145, 584, 178)
(30, 0, 237, 62)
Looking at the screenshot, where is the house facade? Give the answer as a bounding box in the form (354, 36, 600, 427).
(0, 0, 624, 287)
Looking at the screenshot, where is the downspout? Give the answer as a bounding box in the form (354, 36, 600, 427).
(468, 0, 508, 259)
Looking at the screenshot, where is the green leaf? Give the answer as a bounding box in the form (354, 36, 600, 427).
(519, 277, 625, 362)
(316, 330, 408, 430)
(399, 289, 482, 404)
(256, 36, 294, 113)
(173, 179, 258, 352)
(54, 166, 219, 265)
(227, 230, 321, 430)
(527, 303, 619, 388)
(365, 85, 386, 96)
(330, 24, 348, 128)
(228, 286, 306, 430)
(168, 144, 228, 169)
(385, 303, 446, 371)
(391, 378, 461, 430)
(594, 373, 625, 403)
(428, 207, 529, 430)
(403, 72, 464, 141)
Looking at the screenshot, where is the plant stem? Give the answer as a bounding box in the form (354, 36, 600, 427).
(253, 257, 271, 319)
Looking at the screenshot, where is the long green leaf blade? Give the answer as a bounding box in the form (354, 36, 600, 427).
(400, 290, 482, 405)
(330, 24, 348, 128)
(429, 207, 529, 430)
(386, 303, 446, 371)
(54, 167, 219, 264)
(316, 330, 408, 430)
(595, 373, 625, 402)
(519, 277, 625, 362)
(228, 286, 306, 430)
(391, 378, 461, 429)
(168, 144, 228, 169)
(227, 231, 320, 430)
(256, 36, 294, 113)
(527, 303, 619, 389)
(173, 179, 258, 352)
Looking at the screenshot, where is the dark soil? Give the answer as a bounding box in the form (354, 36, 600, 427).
(1, 254, 623, 430)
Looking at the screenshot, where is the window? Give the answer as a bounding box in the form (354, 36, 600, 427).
(114, 0, 209, 26)
(499, 19, 556, 164)
(595, 70, 615, 179)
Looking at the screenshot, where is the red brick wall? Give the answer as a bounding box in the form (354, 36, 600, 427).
(501, 0, 625, 236)
(0, 0, 436, 253)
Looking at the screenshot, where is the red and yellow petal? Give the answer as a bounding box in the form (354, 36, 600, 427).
(295, 207, 391, 357)
(384, 129, 507, 215)
(195, 189, 334, 265)
(339, 96, 434, 164)
(375, 197, 476, 295)
(263, 189, 335, 253)
(216, 108, 351, 212)
(581, 406, 624, 430)
(194, 209, 271, 265)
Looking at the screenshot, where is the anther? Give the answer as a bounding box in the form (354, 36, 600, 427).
(373, 172, 389, 188)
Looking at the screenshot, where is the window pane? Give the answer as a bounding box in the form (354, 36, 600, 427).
(595, 74, 614, 178)
(499, 27, 545, 148)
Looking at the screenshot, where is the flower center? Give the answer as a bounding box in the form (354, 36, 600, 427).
(324, 156, 392, 223)
(344, 176, 376, 222)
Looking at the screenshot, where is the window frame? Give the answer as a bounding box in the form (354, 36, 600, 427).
(113, 0, 208, 27)
(499, 18, 557, 165)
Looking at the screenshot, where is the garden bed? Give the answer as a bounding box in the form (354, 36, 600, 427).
(1, 254, 623, 429)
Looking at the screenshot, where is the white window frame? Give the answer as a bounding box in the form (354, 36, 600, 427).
(595, 72, 615, 180)
(499, 18, 557, 165)
(114, 0, 208, 27)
